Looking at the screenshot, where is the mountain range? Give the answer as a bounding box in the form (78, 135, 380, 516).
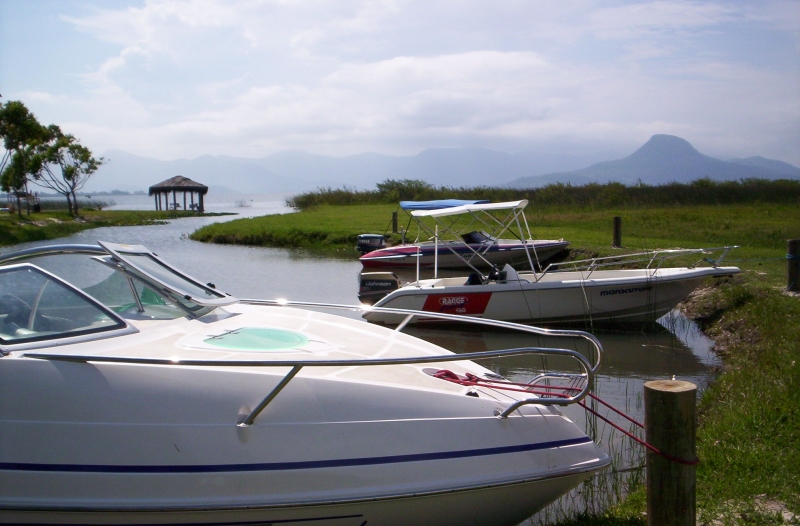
(84, 134, 799, 194)
(505, 135, 800, 187)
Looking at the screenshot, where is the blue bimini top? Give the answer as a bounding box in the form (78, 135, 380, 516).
(399, 199, 489, 211)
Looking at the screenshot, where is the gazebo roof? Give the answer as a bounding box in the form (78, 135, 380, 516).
(148, 176, 208, 195)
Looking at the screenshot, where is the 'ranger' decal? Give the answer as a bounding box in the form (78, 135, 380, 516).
(422, 292, 492, 315)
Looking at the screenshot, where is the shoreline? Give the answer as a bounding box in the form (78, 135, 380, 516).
(598, 273, 799, 525)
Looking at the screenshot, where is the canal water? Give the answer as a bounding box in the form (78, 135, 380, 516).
(4, 193, 720, 523)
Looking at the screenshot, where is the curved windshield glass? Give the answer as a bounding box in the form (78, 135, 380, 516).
(0, 265, 127, 345)
(82, 268, 188, 320)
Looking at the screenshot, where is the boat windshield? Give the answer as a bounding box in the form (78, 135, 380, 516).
(0, 264, 127, 345)
(99, 241, 236, 313)
(82, 266, 191, 320)
(461, 231, 497, 244)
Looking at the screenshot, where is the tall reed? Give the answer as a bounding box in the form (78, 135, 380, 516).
(287, 178, 800, 211)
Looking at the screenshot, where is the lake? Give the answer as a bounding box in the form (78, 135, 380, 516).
(2, 193, 720, 523)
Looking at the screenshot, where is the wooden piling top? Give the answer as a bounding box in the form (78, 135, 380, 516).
(645, 379, 696, 393)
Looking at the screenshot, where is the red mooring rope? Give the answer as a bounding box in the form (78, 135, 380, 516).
(433, 369, 699, 466)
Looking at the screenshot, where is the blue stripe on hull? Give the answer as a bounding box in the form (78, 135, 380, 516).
(0, 436, 591, 474)
(0, 514, 364, 525)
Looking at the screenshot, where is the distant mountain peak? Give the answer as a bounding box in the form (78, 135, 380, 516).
(629, 134, 702, 161)
(505, 134, 800, 188)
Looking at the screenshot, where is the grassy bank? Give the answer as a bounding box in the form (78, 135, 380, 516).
(192, 203, 794, 274)
(193, 200, 799, 524)
(560, 274, 800, 525)
(0, 209, 224, 247)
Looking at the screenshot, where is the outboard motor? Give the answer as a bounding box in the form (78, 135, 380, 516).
(356, 234, 386, 254)
(358, 272, 400, 304)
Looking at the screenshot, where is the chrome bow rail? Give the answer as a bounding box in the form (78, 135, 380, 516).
(4, 243, 602, 424)
(23, 302, 602, 425)
(536, 245, 739, 281)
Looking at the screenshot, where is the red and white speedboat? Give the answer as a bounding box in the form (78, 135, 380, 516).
(364, 247, 740, 326)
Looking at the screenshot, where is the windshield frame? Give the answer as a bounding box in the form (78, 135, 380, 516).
(98, 241, 237, 310)
(0, 263, 136, 352)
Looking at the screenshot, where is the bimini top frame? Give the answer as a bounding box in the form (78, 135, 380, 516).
(406, 200, 541, 279)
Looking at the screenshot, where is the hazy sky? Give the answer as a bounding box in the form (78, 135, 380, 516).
(1, 0, 799, 165)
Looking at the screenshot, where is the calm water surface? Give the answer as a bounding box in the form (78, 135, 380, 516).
(4, 193, 720, 523)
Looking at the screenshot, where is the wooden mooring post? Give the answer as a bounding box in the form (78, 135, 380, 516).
(612, 216, 622, 247)
(789, 239, 800, 292)
(392, 211, 398, 234)
(645, 380, 697, 526)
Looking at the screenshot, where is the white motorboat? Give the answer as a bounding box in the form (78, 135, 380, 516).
(358, 200, 569, 269)
(364, 247, 740, 326)
(0, 241, 609, 526)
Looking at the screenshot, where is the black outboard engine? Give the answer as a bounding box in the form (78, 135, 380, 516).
(356, 234, 386, 254)
(358, 272, 400, 304)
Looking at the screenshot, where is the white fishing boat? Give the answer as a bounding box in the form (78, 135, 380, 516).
(363, 247, 740, 326)
(358, 199, 569, 269)
(0, 241, 609, 526)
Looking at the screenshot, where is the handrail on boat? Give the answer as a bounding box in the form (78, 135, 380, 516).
(4, 243, 602, 424)
(0, 244, 107, 265)
(243, 299, 603, 422)
(536, 245, 739, 281)
(244, 298, 603, 375)
(24, 346, 594, 424)
(22, 300, 602, 426)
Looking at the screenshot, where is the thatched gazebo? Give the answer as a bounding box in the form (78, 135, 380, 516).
(148, 176, 208, 212)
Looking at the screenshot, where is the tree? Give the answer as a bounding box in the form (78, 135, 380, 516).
(32, 125, 104, 216)
(0, 100, 49, 217)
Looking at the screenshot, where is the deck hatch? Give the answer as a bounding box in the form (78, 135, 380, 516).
(204, 327, 309, 352)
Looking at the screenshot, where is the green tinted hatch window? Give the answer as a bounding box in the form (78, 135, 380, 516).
(204, 328, 309, 352)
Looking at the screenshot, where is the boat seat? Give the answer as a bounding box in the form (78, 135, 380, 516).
(502, 264, 521, 282)
(464, 272, 484, 285)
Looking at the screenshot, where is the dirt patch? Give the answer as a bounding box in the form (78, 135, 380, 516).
(679, 275, 763, 359)
(701, 495, 798, 525)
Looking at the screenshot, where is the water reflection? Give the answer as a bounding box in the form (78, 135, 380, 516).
(406, 312, 717, 422)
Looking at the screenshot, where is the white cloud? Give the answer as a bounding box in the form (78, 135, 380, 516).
(2, 0, 795, 164)
(588, 1, 740, 40)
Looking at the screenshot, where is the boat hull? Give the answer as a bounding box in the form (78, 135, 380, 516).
(365, 266, 740, 325)
(1, 470, 595, 525)
(359, 240, 568, 269)
(0, 306, 608, 526)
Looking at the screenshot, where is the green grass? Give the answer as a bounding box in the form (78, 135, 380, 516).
(688, 279, 800, 523)
(0, 209, 229, 247)
(190, 203, 400, 251)
(562, 274, 800, 525)
(192, 203, 797, 281)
